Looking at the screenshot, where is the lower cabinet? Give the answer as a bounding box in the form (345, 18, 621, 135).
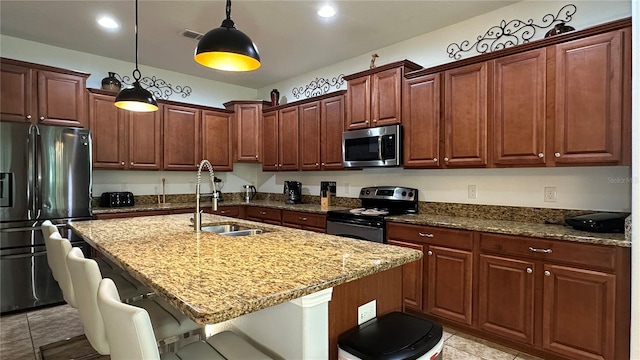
(94, 210, 171, 220)
(387, 222, 630, 360)
(281, 210, 326, 233)
(206, 206, 242, 218)
(245, 206, 282, 225)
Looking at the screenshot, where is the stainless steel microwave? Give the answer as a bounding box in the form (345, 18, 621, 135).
(342, 124, 402, 168)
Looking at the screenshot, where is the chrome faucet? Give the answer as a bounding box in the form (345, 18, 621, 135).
(194, 159, 218, 232)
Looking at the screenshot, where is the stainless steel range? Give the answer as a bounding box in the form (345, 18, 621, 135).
(326, 186, 418, 243)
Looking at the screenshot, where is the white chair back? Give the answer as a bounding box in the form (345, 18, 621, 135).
(66, 247, 110, 355)
(46, 232, 76, 307)
(41, 220, 60, 280)
(97, 278, 161, 360)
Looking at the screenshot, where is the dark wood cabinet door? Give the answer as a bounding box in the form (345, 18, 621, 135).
(387, 240, 424, 312)
(261, 110, 279, 171)
(493, 49, 546, 166)
(553, 30, 624, 165)
(234, 103, 261, 162)
(478, 254, 535, 345)
(0, 61, 33, 122)
(542, 264, 616, 360)
(202, 110, 232, 171)
(89, 92, 126, 169)
(299, 102, 321, 170)
(403, 73, 441, 168)
(426, 245, 473, 325)
(320, 95, 345, 170)
(37, 70, 87, 127)
(444, 62, 488, 167)
(345, 76, 371, 130)
(163, 104, 201, 170)
(128, 110, 162, 170)
(372, 67, 402, 127)
(278, 106, 300, 171)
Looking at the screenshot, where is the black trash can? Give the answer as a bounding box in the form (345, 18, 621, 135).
(338, 312, 444, 360)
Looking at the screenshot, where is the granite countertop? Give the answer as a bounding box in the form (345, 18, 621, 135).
(68, 213, 422, 325)
(387, 213, 630, 247)
(92, 200, 349, 215)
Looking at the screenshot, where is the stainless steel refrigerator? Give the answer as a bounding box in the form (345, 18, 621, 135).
(0, 122, 92, 314)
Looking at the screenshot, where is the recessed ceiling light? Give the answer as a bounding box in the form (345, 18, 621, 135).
(317, 5, 336, 18)
(97, 16, 119, 30)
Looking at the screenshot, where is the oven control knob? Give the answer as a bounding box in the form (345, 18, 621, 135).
(360, 190, 365, 195)
(409, 192, 414, 197)
(376, 222, 382, 226)
(402, 191, 407, 197)
(366, 190, 370, 195)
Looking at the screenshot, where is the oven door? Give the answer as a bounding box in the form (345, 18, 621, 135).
(326, 220, 384, 243)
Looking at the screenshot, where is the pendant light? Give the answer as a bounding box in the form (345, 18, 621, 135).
(194, 0, 260, 71)
(115, 0, 158, 112)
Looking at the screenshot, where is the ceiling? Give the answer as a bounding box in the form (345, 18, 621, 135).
(0, 1, 518, 89)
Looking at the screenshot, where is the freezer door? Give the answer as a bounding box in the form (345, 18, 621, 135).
(0, 224, 90, 314)
(36, 125, 92, 220)
(0, 122, 32, 223)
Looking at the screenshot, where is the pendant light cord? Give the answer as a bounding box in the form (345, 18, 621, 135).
(133, 0, 141, 82)
(226, 0, 231, 20)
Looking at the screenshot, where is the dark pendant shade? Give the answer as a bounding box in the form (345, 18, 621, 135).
(115, 81, 158, 112)
(194, 1, 260, 72)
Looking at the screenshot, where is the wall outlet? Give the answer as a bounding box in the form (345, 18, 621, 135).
(467, 185, 477, 199)
(357, 300, 376, 325)
(544, 187, 557, 202)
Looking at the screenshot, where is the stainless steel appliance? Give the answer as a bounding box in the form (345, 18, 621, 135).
(243, 184, 256, 203)
(1, 122, 93, 314)
(99, 191, 134, 207)
(284, 181, 302, 204)
(327, 186, 418, 243)
(342, 125, 402, 168)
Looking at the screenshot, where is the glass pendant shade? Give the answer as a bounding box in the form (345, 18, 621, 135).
(194, 1, 260, 71)
(114, 81, 158, 112)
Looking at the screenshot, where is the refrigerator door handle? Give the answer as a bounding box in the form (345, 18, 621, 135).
(33, 125, 42, 219)
(27, 125, 36, 219)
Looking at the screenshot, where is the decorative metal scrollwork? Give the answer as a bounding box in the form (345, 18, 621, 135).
(292, 74, 345, 99)
(112, 72, 192, 100)
(446, 3, 577, 59)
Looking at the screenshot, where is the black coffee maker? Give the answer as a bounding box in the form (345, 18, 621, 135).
(284, 181, 302, 204)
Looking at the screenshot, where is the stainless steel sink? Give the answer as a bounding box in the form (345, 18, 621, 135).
(199, 223, 266, 236)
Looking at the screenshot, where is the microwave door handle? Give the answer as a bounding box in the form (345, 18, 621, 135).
(377, 136, 383, 160)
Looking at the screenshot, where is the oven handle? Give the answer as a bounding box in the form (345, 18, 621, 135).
(377, 136, 383, 160)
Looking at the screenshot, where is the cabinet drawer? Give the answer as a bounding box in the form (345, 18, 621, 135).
(246, 206, 282, 222)
(387, 222, 473, 250)
(208, 206, 240, 218)
(479, 232, 616, 271)
(94, 210, 170, 220)
(282, 210, 326, 228)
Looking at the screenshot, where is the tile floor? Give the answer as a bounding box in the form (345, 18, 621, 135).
(1, 304, 545, 360)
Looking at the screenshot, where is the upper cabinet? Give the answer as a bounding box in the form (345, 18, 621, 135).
(403, 19, 631, 169)
(201, 109, 234, 172)
(1, 58, 89, 127)
(345, 60, 422, 130)
(224, 101, 270, 163)
(89, 90, 161, 170)
(551, 29, 629, 166)
(299, 93, 346, 171)
(262, 107, 299, 171)
(162, 103, 201, 171)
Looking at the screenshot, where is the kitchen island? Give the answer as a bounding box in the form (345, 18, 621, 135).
(69, 213, 422, 359)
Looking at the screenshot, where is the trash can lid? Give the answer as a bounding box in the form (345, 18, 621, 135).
(338, 312, 443, 360)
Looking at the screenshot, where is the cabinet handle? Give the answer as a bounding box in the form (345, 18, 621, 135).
(554, 152, 561, 158)
(321, 162, 325, 166)
(260, 211, 267, 215)
(544, 270, 551, 277)
(27, 115, 32, 119)
(418, 232, 434, 238)
(315, 163, 319, 166)
(299, 217, 307, 221)
(528, 246, 552, 254)
(255, 155, 258, 159)
(427, 250, 433, 256)
(444, 157, 449, 162)
(433, 158, 437, 162)
(121, 161, 125, 165)
(538, 153, 544, 158)
(130, 162, 134, 166)
(220, 211, 226, 214)
(373, 119, 377, 123)
(526, 267, 533, 274)
(39, 116, 45, 121)
(365, 120, 369, 124)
